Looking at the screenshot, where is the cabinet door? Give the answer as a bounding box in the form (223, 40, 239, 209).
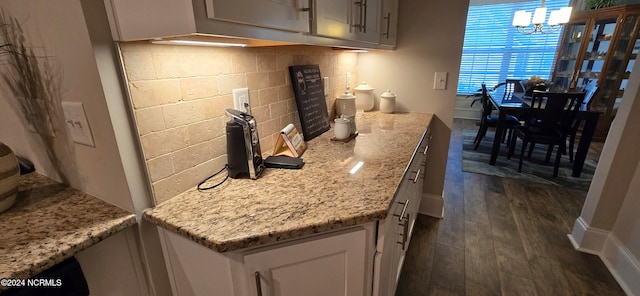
(595, 13, 639, 121)
(313, 0, 354, 40)
(354, 0, 382, 43)
(244, 228, 367, 296)
(552, 21, 588, 92)
(379, 0, 398, 46)
(207, 0, 311, 33)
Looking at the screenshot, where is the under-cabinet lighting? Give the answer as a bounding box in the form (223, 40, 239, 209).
(150, 40, 247, 47)
(350, 161, 365, 174)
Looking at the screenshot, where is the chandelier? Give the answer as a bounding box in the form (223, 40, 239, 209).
(512, 0, 572, 34)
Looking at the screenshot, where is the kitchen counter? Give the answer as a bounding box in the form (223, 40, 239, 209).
(0, 173, 137, 283)
(144, 112, 433, 252)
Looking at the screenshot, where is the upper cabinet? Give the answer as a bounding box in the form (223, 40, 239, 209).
(313, 0, 381, 44)
(104, 0, 398, 49)
(552, 4, 640, 140)
(205, 0, 311, 33)
(380, 0, 399, 46)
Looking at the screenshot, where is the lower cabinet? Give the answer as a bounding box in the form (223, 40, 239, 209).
(373, 127, 428, 296)
(158, 223, 376, 296)
(158, 127, 431, 296)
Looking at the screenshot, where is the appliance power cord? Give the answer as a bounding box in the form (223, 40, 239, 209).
(197, 164, 229, 191)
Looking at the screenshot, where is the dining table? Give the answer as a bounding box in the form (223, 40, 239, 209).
(487, 86, 600, 177)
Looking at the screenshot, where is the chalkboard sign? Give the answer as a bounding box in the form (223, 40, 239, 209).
(288, 65, 330, 141)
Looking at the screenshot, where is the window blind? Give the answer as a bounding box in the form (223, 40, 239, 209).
(457, 0, 570, 94)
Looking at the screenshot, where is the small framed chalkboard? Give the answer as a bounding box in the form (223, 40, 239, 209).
(288, 65, 330, 141)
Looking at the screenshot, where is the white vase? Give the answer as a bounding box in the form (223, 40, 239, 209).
(0, 142, 20, 213)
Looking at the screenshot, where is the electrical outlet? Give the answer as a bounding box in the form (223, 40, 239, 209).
(232, 88, 250, 113)
(61, 101, 95, 147)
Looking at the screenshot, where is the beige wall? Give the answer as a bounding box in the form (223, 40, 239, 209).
(0, 0, 135, 212)
(358, 0, 469, 198)
(119, 43, 358, 203)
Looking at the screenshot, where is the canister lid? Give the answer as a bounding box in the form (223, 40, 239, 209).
(354, 81, 374, 92)
(381, 90, 396, 99)
(337, 91, 356, 100)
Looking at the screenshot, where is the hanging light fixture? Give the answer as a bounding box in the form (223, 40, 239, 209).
(512, 0, 572, 34)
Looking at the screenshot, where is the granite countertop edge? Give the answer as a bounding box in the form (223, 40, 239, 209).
(143, 209, 387, 252)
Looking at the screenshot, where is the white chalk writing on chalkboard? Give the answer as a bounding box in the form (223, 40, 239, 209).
(289, 65, 330, 141)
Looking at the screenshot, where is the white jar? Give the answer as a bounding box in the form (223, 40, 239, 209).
(336, 92, 357, 117)
(354, 81, 375, 111)
(333, 117, 351, 140)
(380, 90, 396, 113)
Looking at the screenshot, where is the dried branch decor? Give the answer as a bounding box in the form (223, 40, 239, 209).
(0, 9, 68, 183)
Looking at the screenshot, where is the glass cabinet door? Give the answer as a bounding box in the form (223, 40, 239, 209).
(597, 14, 639, 116)
(553, 22, 587, 92)
(577, 18, 618, 91)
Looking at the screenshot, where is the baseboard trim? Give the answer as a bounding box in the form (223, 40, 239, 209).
(601, 235, 640, 296)
(568, 217, 608, 255)
(419, 193, 444, 218)
(569, 217, 640, 296)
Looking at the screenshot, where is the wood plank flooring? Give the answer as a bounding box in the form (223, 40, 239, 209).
(395, 119, 624, 296)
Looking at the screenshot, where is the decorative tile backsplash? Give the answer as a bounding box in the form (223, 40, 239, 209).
(119, 42, 358, 203)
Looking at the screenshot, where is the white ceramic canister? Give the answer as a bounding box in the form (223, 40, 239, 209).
(336, 92, 357, 117)
(354, 81, 375, 111)
(380, 90, 396, 113)
(0, 142, 20, 213)
(333, 117, 351, 140)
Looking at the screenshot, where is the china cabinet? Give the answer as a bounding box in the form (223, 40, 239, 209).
(552, 4, 640, 140)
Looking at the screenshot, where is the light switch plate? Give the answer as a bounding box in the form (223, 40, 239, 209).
(434, 72, 448, 90)
(323, 77, 329, 96)
(232, 88, 250, 113)
(61, 101, 95, 147)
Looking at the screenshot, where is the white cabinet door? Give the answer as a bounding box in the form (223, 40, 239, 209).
(206, 0, 311, 33)
(379, 0, 398, 46)
(244, 228, 367, 296)
(313, 0, 381, 43)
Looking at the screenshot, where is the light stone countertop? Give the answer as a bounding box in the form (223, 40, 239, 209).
(144, 112, 433, 252)
(0, 173, 137, 284)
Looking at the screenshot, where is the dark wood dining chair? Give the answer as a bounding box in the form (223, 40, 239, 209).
(505, 79, 525, 93)
(568, 83, 599, 162)
(473, 83, 521, 150)
(507, 91, 586, 177)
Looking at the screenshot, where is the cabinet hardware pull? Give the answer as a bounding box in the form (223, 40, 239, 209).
(398, 199, 409, 222)
(352, 1, 364, 32)
(413, 169, 421, 183)
(392, 200, 407, 219)
(362, 0, 367, 33)
(397, 213, 410, 250)
(294, 0, 311, 12)
(255, 271, 263, 296)
(422, 145, 429, 155)
(383, 12, 391, 38)
(402, 213, 410, 250)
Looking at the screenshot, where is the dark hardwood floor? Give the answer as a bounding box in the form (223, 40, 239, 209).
(395, 119, 625, 296)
